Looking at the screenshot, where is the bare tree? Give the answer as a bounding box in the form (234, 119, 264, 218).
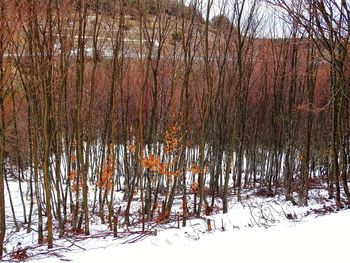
(0, 1, 7, 256)
(269, 0, 350, 205)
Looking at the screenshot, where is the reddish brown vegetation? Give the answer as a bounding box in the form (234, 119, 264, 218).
(0, 0, 349, 258)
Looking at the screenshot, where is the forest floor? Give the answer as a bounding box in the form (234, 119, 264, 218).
(2, 178, 350, 263)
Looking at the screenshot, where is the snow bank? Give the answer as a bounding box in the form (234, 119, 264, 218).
(30, 209, 350, 263)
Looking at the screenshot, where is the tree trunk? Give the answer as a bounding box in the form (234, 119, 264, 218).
(0, 98, 6, 259)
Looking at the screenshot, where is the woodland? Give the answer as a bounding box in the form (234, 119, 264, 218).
(0, 0, 349, 260)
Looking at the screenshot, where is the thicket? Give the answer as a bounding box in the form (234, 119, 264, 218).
(0, 0, 349, 256)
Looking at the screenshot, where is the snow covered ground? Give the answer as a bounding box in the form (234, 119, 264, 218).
(3, 177, 349, 263)
(26, 208, 350, 263)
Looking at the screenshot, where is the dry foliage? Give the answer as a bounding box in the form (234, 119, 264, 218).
(142, 153, 161, 173)
(10, 249, 28, 261)
(96, 159, 113, 191)
(142, 154, 180, 177)
(164, 123, 183, 153)
(127, 144, 136, 153)
(190, 182, 199, 194)
(190, 164, 199, 174)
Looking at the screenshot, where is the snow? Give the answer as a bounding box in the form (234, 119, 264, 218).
(3, 176, 349, 263)
(27, 209, 350, 263)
